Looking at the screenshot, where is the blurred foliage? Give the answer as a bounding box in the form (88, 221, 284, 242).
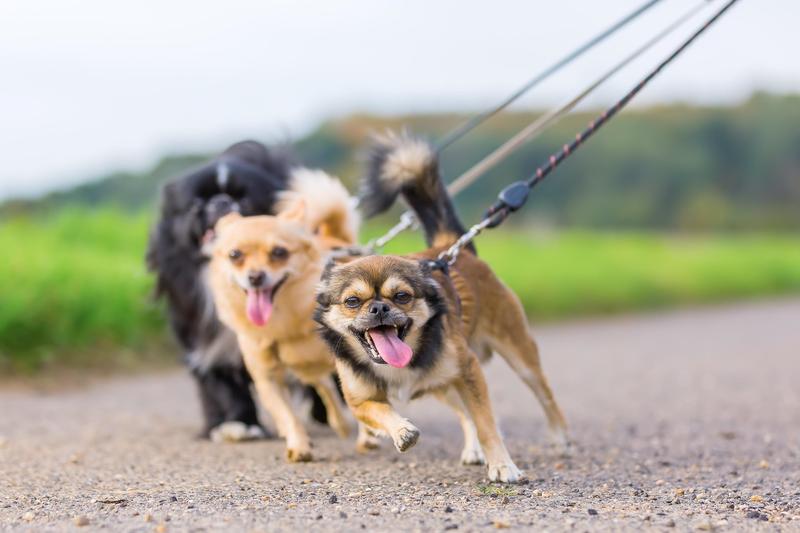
(2, 209, 799, 372)
(2, 92, 800, 372)
(0, 210, 165, 372)
(3, 93, 798, 232)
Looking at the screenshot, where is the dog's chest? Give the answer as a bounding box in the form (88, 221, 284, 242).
(377, 353, 460, 403)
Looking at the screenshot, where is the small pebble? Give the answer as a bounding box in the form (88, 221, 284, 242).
(155, 525, 167, 533)
(329, 494, 338, 504)
(665, 519, 676, 527)
(750, 495, 763, 503)
(444, 505, 454, 513)
(143, 513, 153, 523)
(73, 515, 90, 527)
(22, 512, 35, 522)
(339, 511, 348, 519)
(587, 508, 598, 516)
(493, 519, 510, 529)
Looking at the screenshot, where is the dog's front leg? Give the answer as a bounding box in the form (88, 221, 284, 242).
(309, 375, 351, 439)
(337, 363, 418, 452)
(350, 399, 419, 452)
(454, 353, 522, 483)
(238, 336, 312, 462)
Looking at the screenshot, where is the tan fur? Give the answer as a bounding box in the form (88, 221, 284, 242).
(377, 131, 436, 186)
(208, 176, 360, 462)
(321, 248, 567, 482)
(276, 168, 360, 247)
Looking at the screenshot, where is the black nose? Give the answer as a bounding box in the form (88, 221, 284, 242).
(248, 271, 266, 287)
(368, 302, 390, 315)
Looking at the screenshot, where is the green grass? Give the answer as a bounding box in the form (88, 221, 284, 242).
(2, 209, 800, 372)
(0, 209, 164, 372)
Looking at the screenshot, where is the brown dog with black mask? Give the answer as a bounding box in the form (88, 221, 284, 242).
(314, 133, 567, 482)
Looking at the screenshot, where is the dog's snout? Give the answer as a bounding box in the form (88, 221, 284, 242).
(368, 301, 390, 315)
(248, 270, 266, 288)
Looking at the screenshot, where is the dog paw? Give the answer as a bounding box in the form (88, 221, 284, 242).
(460, 445, 486, 466)
(392, 425, 420, 453)
(286, 447, 313, 463)
(209, 422, 267, 443)
(487, 462, 523, 483)
(550, 431, 572, 457)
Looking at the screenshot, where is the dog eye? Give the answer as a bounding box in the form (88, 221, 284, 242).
(393, 291, 412, 304)
(270, 246, 289, 260)
(229, 249, 243, 262)
(344, 296, 361, 308)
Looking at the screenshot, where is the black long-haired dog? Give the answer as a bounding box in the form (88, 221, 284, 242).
(146, 140, 327, 440)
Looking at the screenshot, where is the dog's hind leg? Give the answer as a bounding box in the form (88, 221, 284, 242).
(310, 375, 351, 439)
(486, 292, 568, 448)
(355, 423, 381, 453)
(434, 388, 485, 466)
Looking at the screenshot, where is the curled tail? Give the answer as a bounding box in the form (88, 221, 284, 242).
(361, 132, 470, 251)
(277, 168, 360, 247)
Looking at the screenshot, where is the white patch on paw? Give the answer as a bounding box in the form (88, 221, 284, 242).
(460, 445, 486, 466)
(246, 425, 267, 440)
(210, 422, 265, 443)
(487, 462, 523, 483)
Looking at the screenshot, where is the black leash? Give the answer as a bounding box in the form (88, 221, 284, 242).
(372, 0, 710, 250)
(433, 0, 666, 153)
(433, 0, 741, 269)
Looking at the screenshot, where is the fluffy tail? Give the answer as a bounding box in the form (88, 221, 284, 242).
(277, 168, 360, 247)
(361, 131, 469, 250)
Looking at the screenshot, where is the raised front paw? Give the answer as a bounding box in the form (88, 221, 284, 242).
(487, 461, 523, 483)
(392, 424, 420, 453)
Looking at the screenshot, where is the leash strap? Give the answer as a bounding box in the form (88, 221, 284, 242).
(434, 0, 666, 153)
(438, 0, 742, 266)
(371, 0, 707, 250)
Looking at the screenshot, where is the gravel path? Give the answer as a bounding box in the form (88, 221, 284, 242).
(2, 298, 799, 532)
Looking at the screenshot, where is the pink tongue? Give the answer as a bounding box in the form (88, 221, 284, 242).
(246, 289, 273, 326)
(368, 327, 413, 368)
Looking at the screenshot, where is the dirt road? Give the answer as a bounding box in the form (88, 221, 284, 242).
(2, 298, 799, 532)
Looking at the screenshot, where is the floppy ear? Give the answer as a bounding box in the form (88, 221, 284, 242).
(215, 211, 242, 232)
(277, 198, 307, 224)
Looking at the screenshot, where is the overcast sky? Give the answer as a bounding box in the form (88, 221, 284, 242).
(1, 0, 798, 200)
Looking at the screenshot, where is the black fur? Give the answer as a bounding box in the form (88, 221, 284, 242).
(146, 140, 329, 436)
(360, 134, 474, 254)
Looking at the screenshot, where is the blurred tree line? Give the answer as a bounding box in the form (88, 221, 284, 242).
(4, 92, 798, 232)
